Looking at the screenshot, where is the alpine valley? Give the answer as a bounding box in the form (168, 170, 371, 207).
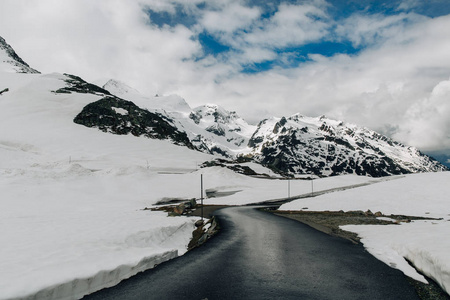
(3, 35, 450, 300)
(1, 36, 447, 178)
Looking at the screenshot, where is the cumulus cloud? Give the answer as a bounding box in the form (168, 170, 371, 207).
(335, 12, 426, 47)
(202, 13, 450, 154)
(395, 78, 450, 151)
(0, 0, 449, 156)
(199, 2, 261, 33)
(0, 0, 207, 95)
(239, 2, 330, 49)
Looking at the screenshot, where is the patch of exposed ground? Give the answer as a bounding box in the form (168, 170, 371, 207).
(187, 205, 230, 218)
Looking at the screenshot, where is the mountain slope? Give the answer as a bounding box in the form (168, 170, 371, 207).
(100, 81, 255, 157)
(0, 36, 40, 74)
(1, 35, 443, 178)
(247, 114, 447, 177)
(95, 79, 449, 177)
(74, 96, 195, 149)
(98, 78, 447, 177)
(1, 36, 449, 299)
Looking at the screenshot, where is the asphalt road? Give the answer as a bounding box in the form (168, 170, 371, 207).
(84, 206, 420, 300)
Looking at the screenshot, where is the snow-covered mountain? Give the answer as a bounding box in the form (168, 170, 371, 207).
(2, 35, 450, 299)
(185, 104, 256, 156)
(247, 114, 447, 177)
(0, 36, 39, 74)
(97, 80, 447, 177)
(99, 81, 254, 157)
(1, 35, 446, 178)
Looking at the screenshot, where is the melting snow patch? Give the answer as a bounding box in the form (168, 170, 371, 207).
(112, 107, 128, 115)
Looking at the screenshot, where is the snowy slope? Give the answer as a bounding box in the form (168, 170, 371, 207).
(1, 35, 449, 299)
(0, 69, 393, 299)
(101, 80, 256, 157)
(100, 80, 447, 178)
(103, 79, 192, 114)
(0, 69, 212, 299)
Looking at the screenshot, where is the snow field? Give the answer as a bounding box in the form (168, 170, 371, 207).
(2, 71, 449, 298)
(0, 164, 201, 299)
(0, 72, 210, 299)
(202, 170, 378, 206)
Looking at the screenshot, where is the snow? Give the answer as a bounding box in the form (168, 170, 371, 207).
(112, 106, 128, 115)
(0, 71, 210, 299)
(279, 172, 450, 294)
(103, 79, 192, 114)
(200, 171, 378, 205)
(1, 70, 378, 299)
(1, 60, 449, 298)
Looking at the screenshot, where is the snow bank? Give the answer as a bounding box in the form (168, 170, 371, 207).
(0, 72, 208, 299)
(342, 220, 450, 293)
(21, 251, 177, 300)
(0, 176, 198, 300)
(279, 172, 450, 294)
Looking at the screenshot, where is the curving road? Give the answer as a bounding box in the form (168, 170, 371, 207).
(85, 206, 419, 300)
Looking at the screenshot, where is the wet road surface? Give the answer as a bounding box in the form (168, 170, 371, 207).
(85, 206, 419, 300)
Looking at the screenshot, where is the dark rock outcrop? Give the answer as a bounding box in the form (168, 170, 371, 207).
(74, 96, 195, 149)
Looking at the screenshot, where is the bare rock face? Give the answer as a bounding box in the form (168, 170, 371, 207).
(74, 96, 195, 149)
(188, 216, 219, 251)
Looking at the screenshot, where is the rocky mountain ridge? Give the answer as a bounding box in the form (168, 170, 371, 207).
(1, 35, 447, 177)
(247, 115, 445, 177)
(0, 36, 40, 74)
(97, 79, 447, 177)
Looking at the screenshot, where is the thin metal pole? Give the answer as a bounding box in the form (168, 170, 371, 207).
(311, 178, 314, 197)
(201, 174, 204, 221)
(288, 179, 290, 199)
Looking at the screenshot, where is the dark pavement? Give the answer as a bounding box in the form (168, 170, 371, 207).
(84, 206, 420, 300)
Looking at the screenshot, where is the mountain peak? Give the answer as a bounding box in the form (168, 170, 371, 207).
(191, 104, 239, 124)
(0, 36, 40, 74)
(248, 114, 448, 177)
(102, 79, 141, 98)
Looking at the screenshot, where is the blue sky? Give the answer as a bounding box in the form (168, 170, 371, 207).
(145, 0, 450, 73)
(0, 0, 449, 165)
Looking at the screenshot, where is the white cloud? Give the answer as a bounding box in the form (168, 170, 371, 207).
(202, 14, 450, 154)
(335, 12, 427, 47)
(200, 2, 260, 33)
(0, 0, 204, 96)
(397, 0, 421, 11)
(235, 3, 330, 49)
(394, 78, 450, 151)
(0, 0, 449, 155)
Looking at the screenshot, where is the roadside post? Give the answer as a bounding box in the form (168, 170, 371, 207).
(201, 174, 204, 221)
(288, 179, 290, 199)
